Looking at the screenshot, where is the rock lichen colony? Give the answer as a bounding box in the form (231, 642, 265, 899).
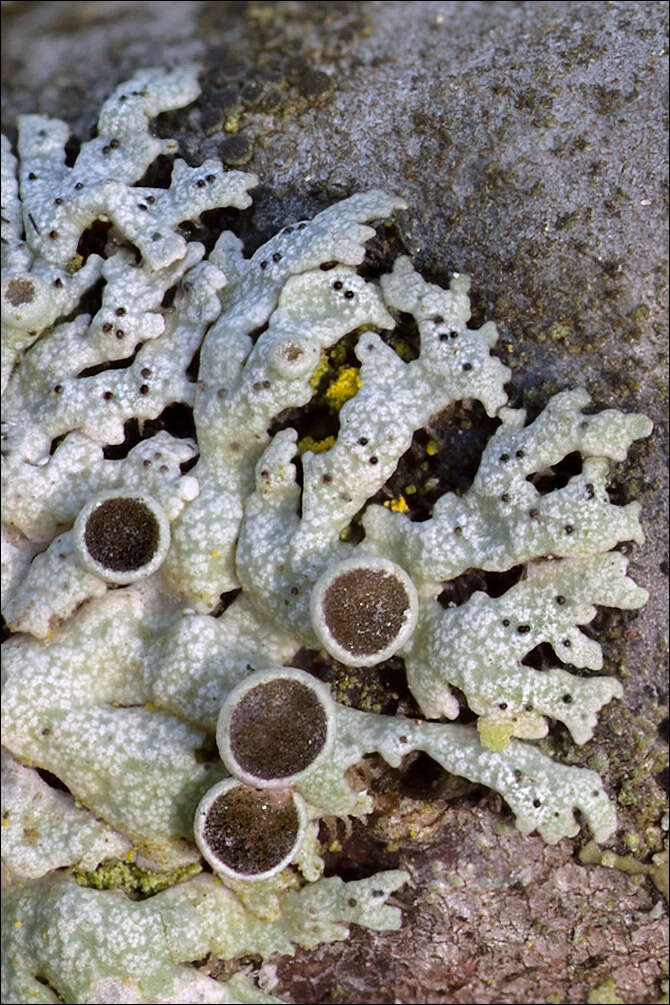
(0, 65, 653, 1004)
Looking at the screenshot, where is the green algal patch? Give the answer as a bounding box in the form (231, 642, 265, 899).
(74, 859, 202, 899)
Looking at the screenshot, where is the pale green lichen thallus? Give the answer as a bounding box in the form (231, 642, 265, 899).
(1, 64, 652, 1004)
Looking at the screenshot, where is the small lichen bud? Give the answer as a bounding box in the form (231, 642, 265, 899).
(268, 335, 320, 378)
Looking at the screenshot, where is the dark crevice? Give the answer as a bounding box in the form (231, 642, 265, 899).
(247, 320, 269, 344)
(101, 403, 196, 460)
(320, 815, 400, 882)
(375, 401, 501, 525)
(292, 452, 305, 517)
(35, 768, 72, 794)
(180, 451, 199, 475)
(186, 345, 202, 383)
(34, 976, 66, 1004)
(102, 418, 140, 459)
(521, 642, 556, 671)
(401, 749, 484, 803)
(438, 565, 523, 609)
(356, 216, 414, 283)
(438, 569, 488, 608)
(398, 750, 448, 798)
(52, 275, 106, 328)
(526, 451, 582, 494)
(48, 433, 67, 456)
(269, 402, 338, 454)
(142, 402, 197, 441)
(484, 565, 525, 597)
(210, 588, 242, 618)
(382, 310, 421, 361)
(161, 284, 177, 310)
(75, 219, 113, 262)
(63, 135, 81, 168)
(132, 155, 174, 190)
(197, 203, 260, 257)
(194, 734, 220, 764)
(77, 350, 138, 378)
(295, 649, 413, 717)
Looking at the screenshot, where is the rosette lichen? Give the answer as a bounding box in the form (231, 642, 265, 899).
(1, 66, 652, 1004)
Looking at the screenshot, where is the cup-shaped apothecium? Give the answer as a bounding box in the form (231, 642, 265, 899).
(310, 556, 419, 667)
(194, 778, 308, 881)
(217, 667, 336, 789)
(73, 489, 171, 584)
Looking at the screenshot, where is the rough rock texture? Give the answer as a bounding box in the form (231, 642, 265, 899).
(2, 3, 667, 1004)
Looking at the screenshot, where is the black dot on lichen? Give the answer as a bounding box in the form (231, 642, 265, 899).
(5, 278, 35, 306)
(229, 679, 328, 780)
(322, 567, 410, 657)
(203, 786, 299, 875)
(84, 497, 159, 572)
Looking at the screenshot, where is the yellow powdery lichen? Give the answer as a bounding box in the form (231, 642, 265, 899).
(324, 366, 361, 411)
(298, 435, 336, 455)
(384, 496, 410, 514)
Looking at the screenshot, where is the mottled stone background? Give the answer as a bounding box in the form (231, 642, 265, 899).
(2, 2, 668, 1003)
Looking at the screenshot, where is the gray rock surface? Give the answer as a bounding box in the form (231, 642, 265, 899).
(2, 2, 668, 1003)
